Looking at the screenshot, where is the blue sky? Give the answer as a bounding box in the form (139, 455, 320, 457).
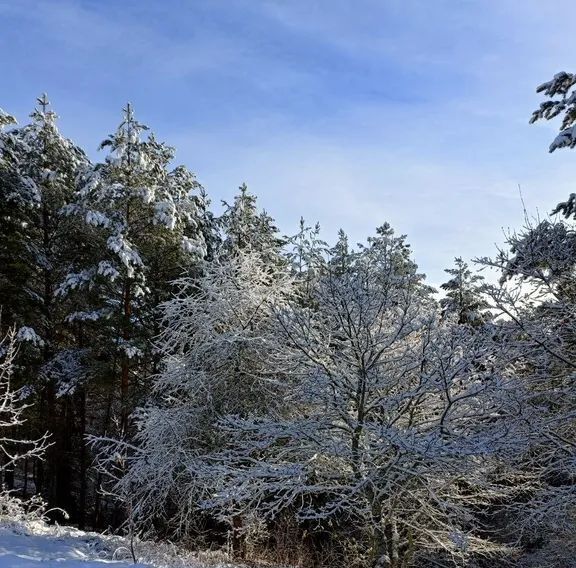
(1, 0, 575, 285)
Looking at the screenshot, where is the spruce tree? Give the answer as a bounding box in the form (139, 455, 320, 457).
(530, 71, 576, 217)
(219, 183, 285, 264)
(440, 257, 490, 326)
(60, 104, 207, 439)
(0, 95, 89, 516)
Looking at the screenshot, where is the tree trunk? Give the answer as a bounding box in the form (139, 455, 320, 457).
(120, 280, 131, 433)
(231, 514, 245, 559)
(371, 515, 404, 568)
(77, 386, 87, 529)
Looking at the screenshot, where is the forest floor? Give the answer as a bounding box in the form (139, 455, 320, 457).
(0, 519, 241, 568)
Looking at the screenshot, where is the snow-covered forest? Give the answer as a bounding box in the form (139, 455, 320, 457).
(1, 72, 576, 568)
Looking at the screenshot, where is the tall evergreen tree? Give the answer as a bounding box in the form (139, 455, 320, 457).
(0, 95, 87, 336)
(60, 103, 207, 439)
(219, 183, 285, 264)
(0, 95, 89, 514)
(530, 71, 576, 217)
(288, 218, 327, 304)
(440, 257, 490, 325)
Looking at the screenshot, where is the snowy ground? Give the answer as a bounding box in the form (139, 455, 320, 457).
(0, 519, 240, 568)
(0, 521, 143, 567)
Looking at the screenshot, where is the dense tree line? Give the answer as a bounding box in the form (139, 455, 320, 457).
(1, 73, 576, 567)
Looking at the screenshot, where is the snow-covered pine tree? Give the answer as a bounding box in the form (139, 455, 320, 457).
(0, 94, 87, 340)
(0, 95, 90, 513)
(329, 228, 352, 275)
(440, 257, 491, 325)
(530, 71, 576, 217)
(530, 71, 576, 153)
(0, 108, 16, 131)
(60, 103, 208, 441)
(0, 110, 30, 334)
(287, 217, 327, 305)
(288, 218, 326, 275)
(219, 183, 285, 265)
(0, 108, 21, 316)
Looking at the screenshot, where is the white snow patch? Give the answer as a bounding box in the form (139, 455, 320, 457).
(0, 520, 243, 568)
(15, 327, 44, 347)
(0, 522, 150, 567)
